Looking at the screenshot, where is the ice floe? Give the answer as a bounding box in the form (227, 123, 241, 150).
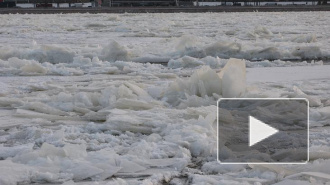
(0, 12, 330, 185)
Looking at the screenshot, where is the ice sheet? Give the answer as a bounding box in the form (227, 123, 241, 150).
(0, 12, 330, 185)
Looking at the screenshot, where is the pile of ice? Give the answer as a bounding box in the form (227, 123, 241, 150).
(1, 59, 246, 121)
(242, 26, 317, 44)
(0, 142, 188, 184)
(2, 12, 330, 64)
(176, 40, 324, 61)
(0, 57, 48, 76)
(164, 58, 246, 107)
(98, 41, 130, 62)
(0, 38, 326, 77)
(168, 55, 323, 69)
(0, 55, 172, 76)
(1, 54, 330, 184)
(168, 29, 327, 61)
(0, 40, 130, 66)
(0, 57, 86, 76)
(0, 45, 75, 64)
(168, 56, 225, 69)
(0, 55, 323, 78)
(7, 81, 163, 122)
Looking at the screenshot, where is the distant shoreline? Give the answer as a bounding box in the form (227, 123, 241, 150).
(1, 5, 330, 14)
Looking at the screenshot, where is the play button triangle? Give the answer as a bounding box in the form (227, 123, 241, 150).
(249, 116, 279, 147)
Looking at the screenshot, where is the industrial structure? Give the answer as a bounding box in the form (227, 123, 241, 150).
(0, 0, 328, 7)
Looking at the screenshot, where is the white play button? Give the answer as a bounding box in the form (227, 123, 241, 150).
(249, 116, 279, 147)
(218, 99, 308, 163)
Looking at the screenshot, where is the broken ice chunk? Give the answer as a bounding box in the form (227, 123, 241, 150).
(99, 41, 129, 62)
(164, 66, 222, 106)
(117, 159, 147, 173)
(0, 160, 34, 185)
(123, 82, 153, 101)
(115, 99, 155, 110)
(218, 58, 246, 98)
(292, 86, 321, 107)
(20, 62, 48, 75)
(168, 56, 204, 69)
(20, 102, 69, 116)
(0, 97, 24, 108)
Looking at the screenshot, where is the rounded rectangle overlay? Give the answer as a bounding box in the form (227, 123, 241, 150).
(217, 98, 309, 165)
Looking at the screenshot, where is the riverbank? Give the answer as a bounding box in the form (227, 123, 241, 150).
(1, 5, 330, 14)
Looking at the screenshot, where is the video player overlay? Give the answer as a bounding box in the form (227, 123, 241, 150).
(217, 98, 308, 164)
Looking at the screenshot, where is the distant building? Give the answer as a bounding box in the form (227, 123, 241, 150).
(0, 1, 16, 7)
(105, 0, 178, 6)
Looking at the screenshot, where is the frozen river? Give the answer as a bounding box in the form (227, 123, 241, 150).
(1, 12, 330, 184)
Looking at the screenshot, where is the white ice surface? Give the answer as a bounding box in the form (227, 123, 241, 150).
(247, 65, 330, 83)
(1, 12, 330, 64)
(0, 12, 330, 185)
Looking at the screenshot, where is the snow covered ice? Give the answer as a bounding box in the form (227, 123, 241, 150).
(0, 12, 330, 184)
